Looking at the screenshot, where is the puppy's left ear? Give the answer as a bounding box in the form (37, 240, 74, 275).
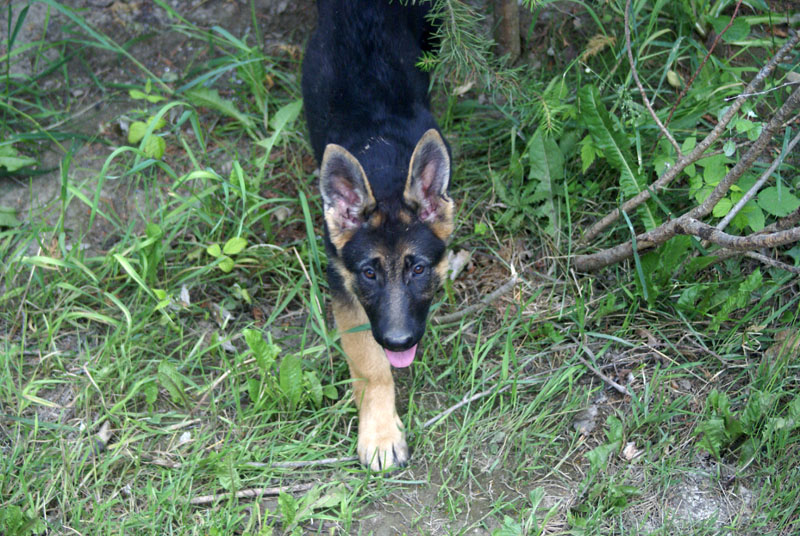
(404, 129, 454, 239)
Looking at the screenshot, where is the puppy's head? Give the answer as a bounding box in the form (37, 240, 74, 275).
(320, 129, 453, 367)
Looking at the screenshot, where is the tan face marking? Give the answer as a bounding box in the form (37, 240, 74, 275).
(397, 208, 413, 225)
(368, 210, 385, 229)
(326, 216, 357, 251)
(434, 255, 449, 284)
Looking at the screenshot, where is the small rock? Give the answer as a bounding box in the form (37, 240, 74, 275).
(573, 404, 599, 435)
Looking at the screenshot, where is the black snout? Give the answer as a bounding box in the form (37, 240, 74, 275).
(381, 329, 415, 351)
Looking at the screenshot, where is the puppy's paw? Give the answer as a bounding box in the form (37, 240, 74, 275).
(357, 415, 409, 471)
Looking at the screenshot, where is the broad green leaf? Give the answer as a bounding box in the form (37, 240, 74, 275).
(157, 361, 185, 404)
(248, 377, 261, 403)
(128, 121, 147, 144)
(129, 88, 148, 100)
(0, 206, 20, 227)
(710, 16, 750, 42)
(677, 284, 706, 311)
(256, 99, 304, 163)
(586, 440, 620, 475)
(269, 98, 303, 131)
(216, 455, 240, 491)
(279, 354, 303, 407)
(0, 153, 37, 172)
(712, 197, 733, 218)
(218, 255, 234, 273)
(491, 516, 523, 536)
(148, 116, 167, 130)
(244, 328, 280, 372)
(735, 119, 755, 133)
(757, 186, 800, 217)
(145, 93, 166, 103)
(667, 69, 683, 88)
(185, 87, 255, 129)
(278, 492, 298, 526)
(323, 384, 338, 400)
(305, 370, 323, 407)
(723, 139, 736, 156)
(697, 416, 726, 457)
(143, 134, 166, 159)
(606, 415, 623, 443)
(745, 203, 765, 232)
(526, 129, 563, 235)
(579, 85, 657, 230)
(681, 136, 697, 153)
(223, 236, 247, 255)
(309, 483, 347, 510)
(129, 87, 166, 103)
(206, 243, 221, 257)
(580, 137, 597, 172)
(741, 391, 766, 430)
(144, 381, 158, 406)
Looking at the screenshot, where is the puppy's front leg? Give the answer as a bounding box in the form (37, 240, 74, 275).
(332, 299, 409, 470)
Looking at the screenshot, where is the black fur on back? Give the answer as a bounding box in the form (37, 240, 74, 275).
(301, 0, 447, 203)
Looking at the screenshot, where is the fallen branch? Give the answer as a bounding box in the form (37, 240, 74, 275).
(580, 31, 800, 245)
(575, 84, 800, 272)
(189, 483, 316, 505)
(676, 218, 800, 250)
(433, 272, 518, 324)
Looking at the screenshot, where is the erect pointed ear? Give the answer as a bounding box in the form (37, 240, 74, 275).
(404, 129, 454, 240)
(320, 144, 376, 248)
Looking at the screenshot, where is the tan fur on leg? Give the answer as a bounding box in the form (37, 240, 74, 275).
(333, 299, 409, 470)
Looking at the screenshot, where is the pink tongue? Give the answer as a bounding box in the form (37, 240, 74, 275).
(384, 344, 418, 368)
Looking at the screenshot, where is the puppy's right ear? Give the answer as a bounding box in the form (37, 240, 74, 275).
(320, 144, 375, 247)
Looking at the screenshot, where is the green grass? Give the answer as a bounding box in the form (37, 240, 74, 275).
(2, 1, 800, 535)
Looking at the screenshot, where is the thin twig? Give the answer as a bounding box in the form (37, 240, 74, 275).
(244, 456, 359, 469)
(571, 336, 631, 397)
(433, 272, 518, 324)
(743, 251, 800, 275)
(624, 0, 680, 154)
(189, 483, 316, 505)
(423, 384, 512, 429)
(725, 80, 800, 101)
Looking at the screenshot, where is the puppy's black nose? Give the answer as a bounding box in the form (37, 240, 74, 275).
(383, 330, 415, 351)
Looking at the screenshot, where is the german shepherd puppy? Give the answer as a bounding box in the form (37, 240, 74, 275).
(302, 0, 454, 470)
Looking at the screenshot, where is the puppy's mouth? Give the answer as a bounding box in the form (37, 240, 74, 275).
(384, 344, 418, 368)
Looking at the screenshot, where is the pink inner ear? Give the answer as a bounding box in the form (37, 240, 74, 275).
(416, 160, 441, 222)
(331, 174, 364, 230)
(418, 197, 439, 222)
(420, 161, 438, 196)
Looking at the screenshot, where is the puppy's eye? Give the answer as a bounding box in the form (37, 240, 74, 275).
(412, 264, 425, 275)
(363, 267, 376, 280)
